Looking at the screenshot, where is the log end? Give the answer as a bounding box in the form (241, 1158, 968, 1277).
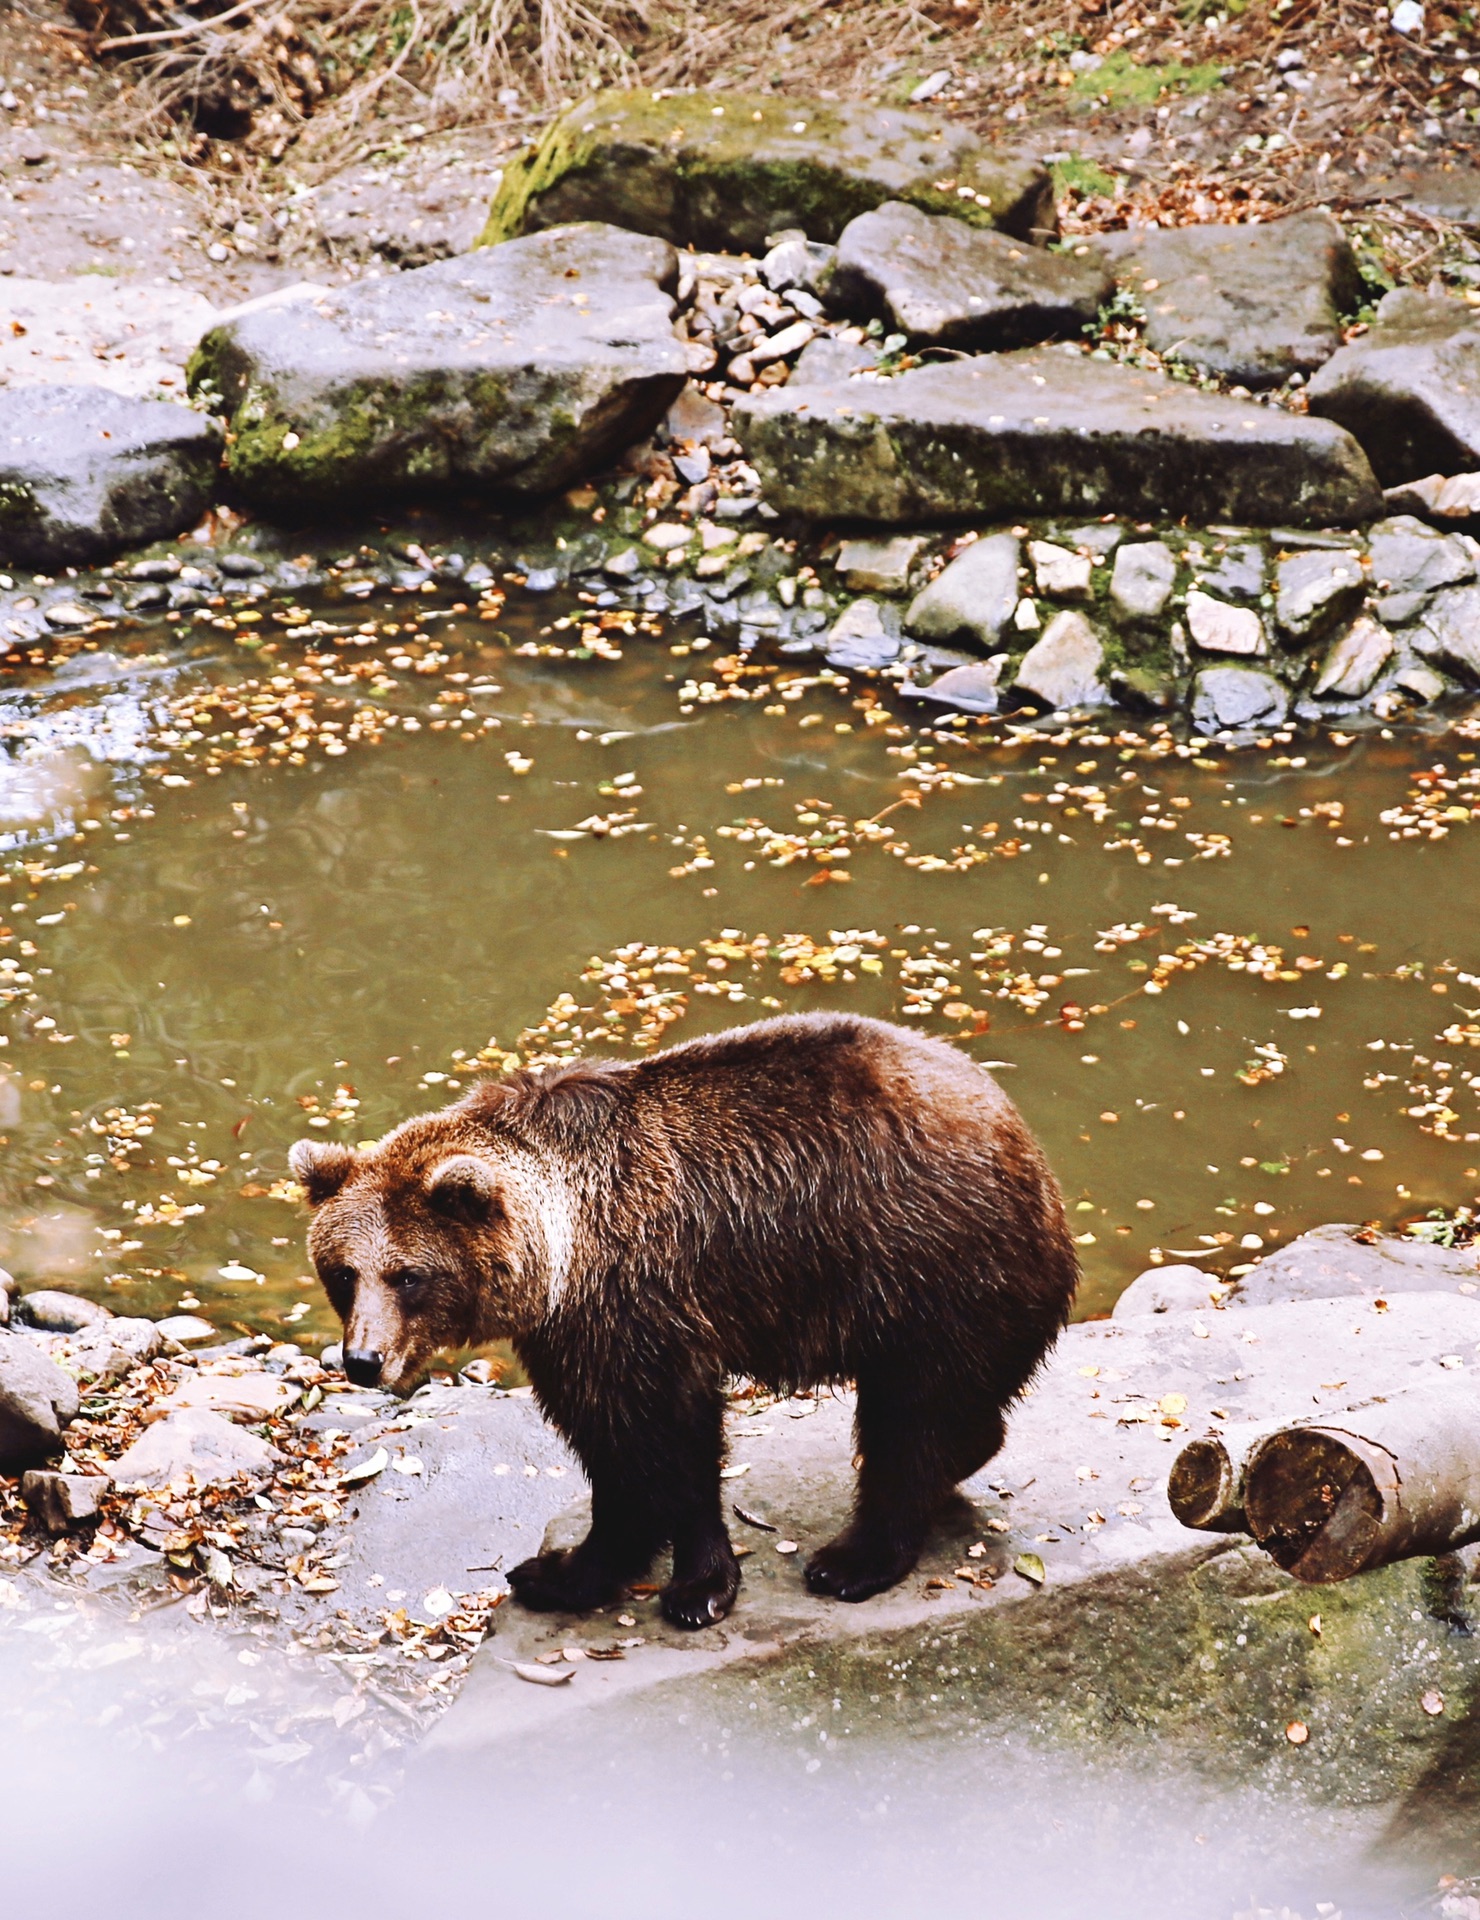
(1244, 1428, 1385, 1583)
(1168, 1435, 1247, 1533)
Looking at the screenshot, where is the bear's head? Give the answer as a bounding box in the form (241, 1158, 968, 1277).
(289, 1110, 570, 1393)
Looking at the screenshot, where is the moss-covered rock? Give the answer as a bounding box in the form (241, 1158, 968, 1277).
(733, 347, 1384, 528)
(188, 224, 686, 511)
(480, 89, 1054, 256)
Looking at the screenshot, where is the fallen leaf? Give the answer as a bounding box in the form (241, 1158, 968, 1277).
(513, 1662, 575, 1687)
(775, 1539, 799, 1555)
(1422, 1689, 1446, 1716)
(1286, 1721, 1309, 1745)
(340, 1447, 389, 1487)
(1014, 1552, 1045, 1586)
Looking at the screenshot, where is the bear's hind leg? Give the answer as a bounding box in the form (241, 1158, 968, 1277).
(805, 1369, 1007, 1604)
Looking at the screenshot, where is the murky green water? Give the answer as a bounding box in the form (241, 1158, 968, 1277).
(0, 580, 1477, 1351)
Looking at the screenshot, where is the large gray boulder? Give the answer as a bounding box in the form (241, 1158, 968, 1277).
(1368, 512, 1476, 595)
(480, 89, 1054, 254)
(12, 1289, 112, 1334)
(828, 201, 1110, 350)
(0, 387, 220, 568)
(1308, 288, 1480, 484)
(1087, 211, 1360, 389)
(188, 224, 687, 510)
(733, 347, 1382, 527)
(1229, 1222, 1480, 1308)
(904, 533, 1020, 648)
(0, 1331, 79, 1472)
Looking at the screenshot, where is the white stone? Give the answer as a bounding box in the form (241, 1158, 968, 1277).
(643, 523, 692, 553)
(1186, 589, 1267, 656)
(1028, 539, 1093, 599)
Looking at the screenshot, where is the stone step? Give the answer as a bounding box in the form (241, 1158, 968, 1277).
(734, 345, 1382, 528)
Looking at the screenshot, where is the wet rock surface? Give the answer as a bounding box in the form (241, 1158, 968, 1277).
(1191, 664, 1290, 732)
(828, 200, 1111, 350)
(1309, 288, 1480, 485)
(480, 89, 1054, 255)
(190, 224, 687, 510)
(1087, 211, 1361, 388)
(733, 347, 1382, 527)
(0, 1331, 79, 1471)
(0, 386, 222, 568)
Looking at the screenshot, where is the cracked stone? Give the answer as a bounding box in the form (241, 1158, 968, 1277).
(1191, 665, 1290, 732)
(1274, 548, 1366, 642)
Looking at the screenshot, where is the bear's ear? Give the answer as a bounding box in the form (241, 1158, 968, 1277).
(288, 1139, 358, 1206)
(426, 1155, 501, 1226)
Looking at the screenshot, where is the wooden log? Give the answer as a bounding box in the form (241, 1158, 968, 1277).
(1241, 1382, 1480, 1584)
(1167, 1423, 1272, 1533)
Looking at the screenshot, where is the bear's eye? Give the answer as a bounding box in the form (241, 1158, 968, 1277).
(319, 1264, 356, 1302)
(387, 1267, 434, 1291)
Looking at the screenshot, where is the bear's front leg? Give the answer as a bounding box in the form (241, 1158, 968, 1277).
(660, 1512, 740, 1630)
(508, 1475, 661, 1615)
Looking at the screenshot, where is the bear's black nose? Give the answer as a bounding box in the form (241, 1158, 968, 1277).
(343, 1348, 384, 1386)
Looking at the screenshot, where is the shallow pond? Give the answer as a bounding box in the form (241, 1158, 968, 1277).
(0, 576, 1477, 1355)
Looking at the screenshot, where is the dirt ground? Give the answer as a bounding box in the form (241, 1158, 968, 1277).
(6, 0, 1480, 313)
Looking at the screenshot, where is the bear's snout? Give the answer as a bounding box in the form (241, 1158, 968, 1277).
(343, 1347, 385, 1387)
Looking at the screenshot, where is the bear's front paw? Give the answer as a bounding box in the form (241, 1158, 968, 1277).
(660, 1564, 739, 1632)
(804, 1535, 916, 1604)
(508, 1548, 621, 1614)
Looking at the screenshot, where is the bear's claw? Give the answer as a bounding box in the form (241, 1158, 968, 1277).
(507, 1548, 622, 1614)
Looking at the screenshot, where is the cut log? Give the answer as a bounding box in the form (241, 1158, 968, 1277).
(1241, 1382, 1480, 1583)
(1166, 1423, 1271, 1533)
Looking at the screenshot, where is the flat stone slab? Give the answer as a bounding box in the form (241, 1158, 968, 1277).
(480, 89, 1054, 255)
(0, 278, 216, 400)
(432, 1291, 1480, 1768)
(1309, 288, 1480, 486)
(189, 223, 686, 510)
(1409, 583, 1480, 683)
(829, 200, 1110, 350)
(1011, 608, 1106, 709)
(0, 385, 221, 569)
(734, 347, 1381, 527)
(1087, 211, 1360, 389)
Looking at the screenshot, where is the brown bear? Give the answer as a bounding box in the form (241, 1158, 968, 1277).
(290, 1011, 1077, 1630)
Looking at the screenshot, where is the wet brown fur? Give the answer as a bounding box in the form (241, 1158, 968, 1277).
(291, 1012, 1078, 1630)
